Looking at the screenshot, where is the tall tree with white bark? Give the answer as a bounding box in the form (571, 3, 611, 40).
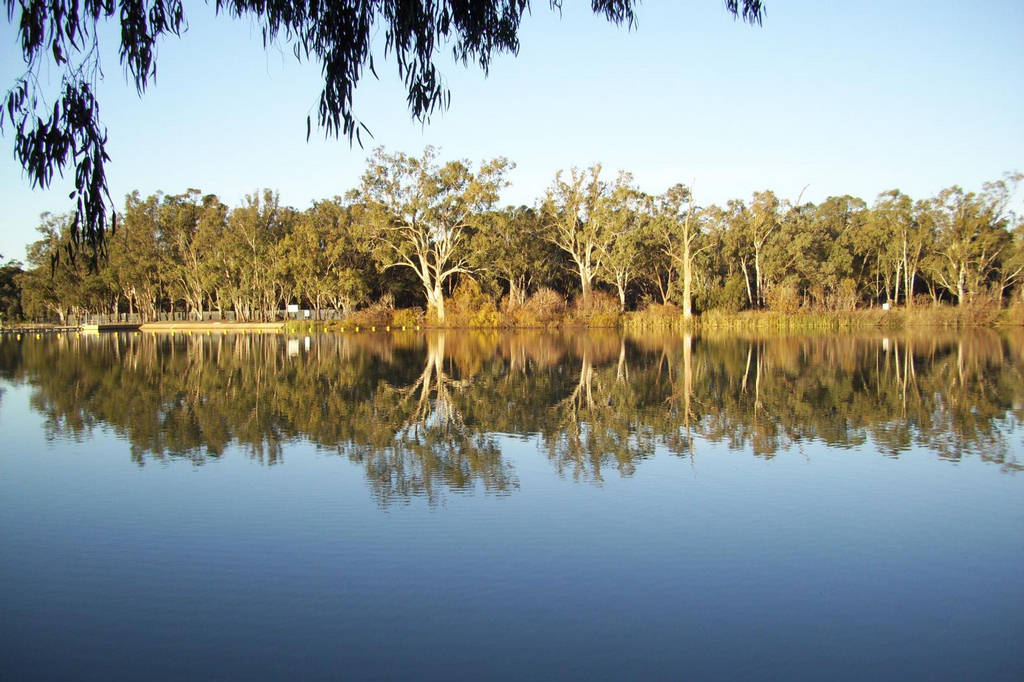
(357, 147, 510, 323)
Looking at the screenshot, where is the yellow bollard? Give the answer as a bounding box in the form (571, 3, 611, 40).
(371, 326, 376, 332)
(354, 326, 360, 332)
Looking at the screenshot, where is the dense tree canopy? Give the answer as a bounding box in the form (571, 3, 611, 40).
(1, 0, 765, 258)
(11, 148, 1022, 326)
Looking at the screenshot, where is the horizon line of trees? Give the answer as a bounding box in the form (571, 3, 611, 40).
(4, 147, 1023, 325)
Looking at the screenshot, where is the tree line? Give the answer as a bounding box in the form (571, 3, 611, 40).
(7, 147, 1023, 325)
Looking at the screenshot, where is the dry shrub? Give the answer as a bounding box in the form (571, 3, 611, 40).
(509, 287, 566, 327)
(572, 291, 620, 327)
(624, 302, 686, 331)
(764, 282, 801, 314)
(390, 307, 423, 328)
(836, 278, 860, 311)
(1000, 297, 1024, 326)
(961, 293, 1001, 326)
(447, 279, 501, 328)
(345, 296, 393, 327)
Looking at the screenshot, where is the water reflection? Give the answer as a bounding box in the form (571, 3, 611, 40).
(2, 328, 1021, 503)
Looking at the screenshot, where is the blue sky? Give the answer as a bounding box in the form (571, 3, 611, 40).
(1, 0, 1022, 262)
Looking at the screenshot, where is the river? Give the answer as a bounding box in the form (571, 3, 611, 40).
(1, 329, 1021, 680)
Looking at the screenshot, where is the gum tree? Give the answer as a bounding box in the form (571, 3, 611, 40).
(357, 147, 509, 323)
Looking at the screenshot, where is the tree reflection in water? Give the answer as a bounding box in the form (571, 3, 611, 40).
(2, 327, 1021, 505)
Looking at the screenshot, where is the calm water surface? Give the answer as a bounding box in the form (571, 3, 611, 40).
(1, 329, 1022, 681)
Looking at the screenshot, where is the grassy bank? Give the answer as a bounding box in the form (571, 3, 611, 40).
(623, 298, 1024, 333)
(259, 297, 1024, 335)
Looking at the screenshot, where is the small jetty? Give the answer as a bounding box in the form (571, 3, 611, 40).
(1, 326, 81, 335)
(81, 323, 143, 333)
(3, 321, 286, 335)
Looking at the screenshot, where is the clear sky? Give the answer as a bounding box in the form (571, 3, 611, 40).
(1, 0, 1022, 262)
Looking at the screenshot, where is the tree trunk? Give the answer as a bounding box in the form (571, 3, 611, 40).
(615, 277, 626, 312)
(655, 271, 670, 305)
(509, 278, 526, 307)
(681, 247, 693, 319)
(427, 282, 445, 324)
(579, 270, 592, 305)
(740, 260, 754, 308)
(905, 267, 917, 309)
(893, 260, 902, 307)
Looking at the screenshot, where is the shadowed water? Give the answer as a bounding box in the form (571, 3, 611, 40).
(1, 329, 1022, 680)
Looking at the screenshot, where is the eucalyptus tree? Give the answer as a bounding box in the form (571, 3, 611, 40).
(470, 206, 559, 306)
(866, 190, 929, 307)
(925, 175, 1021, 305)
(20, 218, 70, 322)
(357, 147, 510, 323)
(114, 193, 165, 320)
(542, 165, 610, 305)
(155, 190, 228, 320)
(596, 173, 650, 311)
(0, 259, 22, 323)
(191, 202, 235, 318)
(812, 195, 869, 308)
(656, 183, 707, 318)
(745, 190, 782, 308)
(634, 218, 676, 305)
(280, 199, 371, 318)
(701, 202, 752, 312)
(763, 196, 822, 309)
(20, 213, 110, 322)
(713, 198, 758, 309)
(223, 190, 291, 320)
(999, 214, 1024, 302)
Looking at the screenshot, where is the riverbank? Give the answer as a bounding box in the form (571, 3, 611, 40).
(12, 299, 1022, 335)
(289, 299, 1024, 333)
(623, 302, 1023, 333)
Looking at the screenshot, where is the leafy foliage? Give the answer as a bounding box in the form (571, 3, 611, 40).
(13, 148, 1023, 325)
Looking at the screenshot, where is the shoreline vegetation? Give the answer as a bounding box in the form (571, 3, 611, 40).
(272, 296, 1023, 334)
(2, 289, 1023, 334)
(2, 301, 1024, 333)
(1, 149, 1021, 333)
